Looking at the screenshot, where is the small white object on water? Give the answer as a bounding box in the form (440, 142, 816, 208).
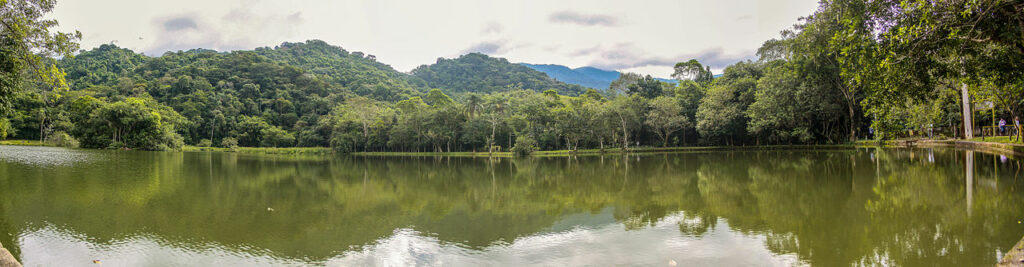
(267, 207, 274, 212)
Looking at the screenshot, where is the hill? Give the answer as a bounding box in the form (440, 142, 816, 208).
(254, 40, 424, 101)
(518, 64, 611, 89)
(48, 41, 433, 148)
(521, 64, 678, 90)
(411, 53, 587, 95)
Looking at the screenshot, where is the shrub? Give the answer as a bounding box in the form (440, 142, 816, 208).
(511, 135, 537, 156)
(0, 118, 13, 139)
(197, 139, 212, 147)
(46, 131, 80, 148)
(221, 137, 239, 149)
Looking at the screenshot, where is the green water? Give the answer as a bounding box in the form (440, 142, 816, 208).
(0, 145, 1022, 266)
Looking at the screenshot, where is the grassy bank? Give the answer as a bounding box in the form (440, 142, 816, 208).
(182, 146, 333, 155)
(354, 144, 858, 157)
(0, 139, 55, 147)
(0, 142, 894, 157)
(969, 136, 1023, 145)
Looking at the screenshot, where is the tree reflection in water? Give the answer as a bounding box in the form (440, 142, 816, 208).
(0, 147, 1021, 266)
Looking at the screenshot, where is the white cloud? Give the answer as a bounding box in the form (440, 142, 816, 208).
(51, 0, 819, 77)
(548, 11, 620, 27)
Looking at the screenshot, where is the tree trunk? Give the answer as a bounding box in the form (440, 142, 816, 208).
(961, 82, 974, 139)
(362, 123, 369, 152)
(619, 115, 629, 150)
(847, 101, 856, 142)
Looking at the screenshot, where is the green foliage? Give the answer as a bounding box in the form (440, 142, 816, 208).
(255, 40, 422, 101)
(45, 130, 77, 148)
(197, 139, 212, 147)
(672, 59, 714, 85)
(0, 118, 11, 139)
(696, 62, 763, 144)
(645, 96, 688, 147)
(411, 53, 586, 96)
(67, 97, 184, 150)
(626, 75, 666, 99)
(220, 137, 238, 149)
(609, 72, 642, 95)
(511, 135, 537, 156)
(746, 62, 844, 144)
(0, 0, 81, 116)
(260, 125, 295, 147)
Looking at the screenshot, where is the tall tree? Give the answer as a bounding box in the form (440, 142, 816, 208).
(626, 75, 665, 99)
(672, 59, 714, 85)
(0, 0, 80, 115)
(338, 96, 384, 151)
(608, 94, 645, 150)
(645, 96, 688, 147)
(609, 72, 642, 96)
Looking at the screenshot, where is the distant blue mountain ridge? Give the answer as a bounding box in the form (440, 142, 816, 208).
(520, 63, 680, 90)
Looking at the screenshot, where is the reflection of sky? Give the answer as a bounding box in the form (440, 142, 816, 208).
(17, 211, 803, 266)
(0, 146, 96, 167)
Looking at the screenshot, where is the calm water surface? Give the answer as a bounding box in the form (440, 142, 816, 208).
(0, 145, 1022, 266)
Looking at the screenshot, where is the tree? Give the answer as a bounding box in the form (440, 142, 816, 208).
(338, 96, 384, 150)
(747, 63, 815, 144)
(672, 59, 714, 85)
(236, 116, 272, 147)
(673, 80, 704, 144)
(609, 72, 642, 95)
(74, 97, 185, 150)
(554, 98, 587, 151)
(0, 0, 81, 116)
(424, 88, 453, 106)
(261, 125, 295, 147)
(626, 75, 665, 99)
(481, 94, 509, 154)
(0, 117, 12, 139)
(645, 96, 688, 147)
(696, 62, 762, 145)
(608, 95, 645, 150)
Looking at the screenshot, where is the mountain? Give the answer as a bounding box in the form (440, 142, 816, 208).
(411, 53, 587, 95)
(518, 64, 611, 89)
(521, 64, 679, 90)
(254, 40, 424, 101)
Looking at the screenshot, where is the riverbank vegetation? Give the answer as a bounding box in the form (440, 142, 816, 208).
(1, 0, 1022, 154)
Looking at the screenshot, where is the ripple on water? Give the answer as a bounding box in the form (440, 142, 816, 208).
(0, 145, 97, 167)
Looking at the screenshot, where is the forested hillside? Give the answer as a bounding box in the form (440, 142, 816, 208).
(412, 53, 588, 95)
(3, 41, 616, 150)
(254, 40, 424, 101)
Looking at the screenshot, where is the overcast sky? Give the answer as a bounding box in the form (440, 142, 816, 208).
(51, 0, 819, 77)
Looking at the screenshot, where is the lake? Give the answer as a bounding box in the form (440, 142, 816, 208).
(0, 145, 1022, 266)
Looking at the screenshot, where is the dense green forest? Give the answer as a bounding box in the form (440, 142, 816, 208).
(1, 0, 1022, 153)
(411, 53, 589, 95)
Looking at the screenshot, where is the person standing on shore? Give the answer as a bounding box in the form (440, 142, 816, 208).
(1014, 116, 1021, 142)
(999, 118, 1006, 135)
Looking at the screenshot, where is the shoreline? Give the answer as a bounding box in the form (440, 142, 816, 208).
(5, 139, 1023, 158)
(352, 144, 858, 157)
(883, 139, 1024, 157)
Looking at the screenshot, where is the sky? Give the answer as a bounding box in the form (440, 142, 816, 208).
(51, 0, 820, 77)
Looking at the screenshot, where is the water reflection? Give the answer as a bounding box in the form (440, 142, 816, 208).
(0, 146, 1021, 266)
